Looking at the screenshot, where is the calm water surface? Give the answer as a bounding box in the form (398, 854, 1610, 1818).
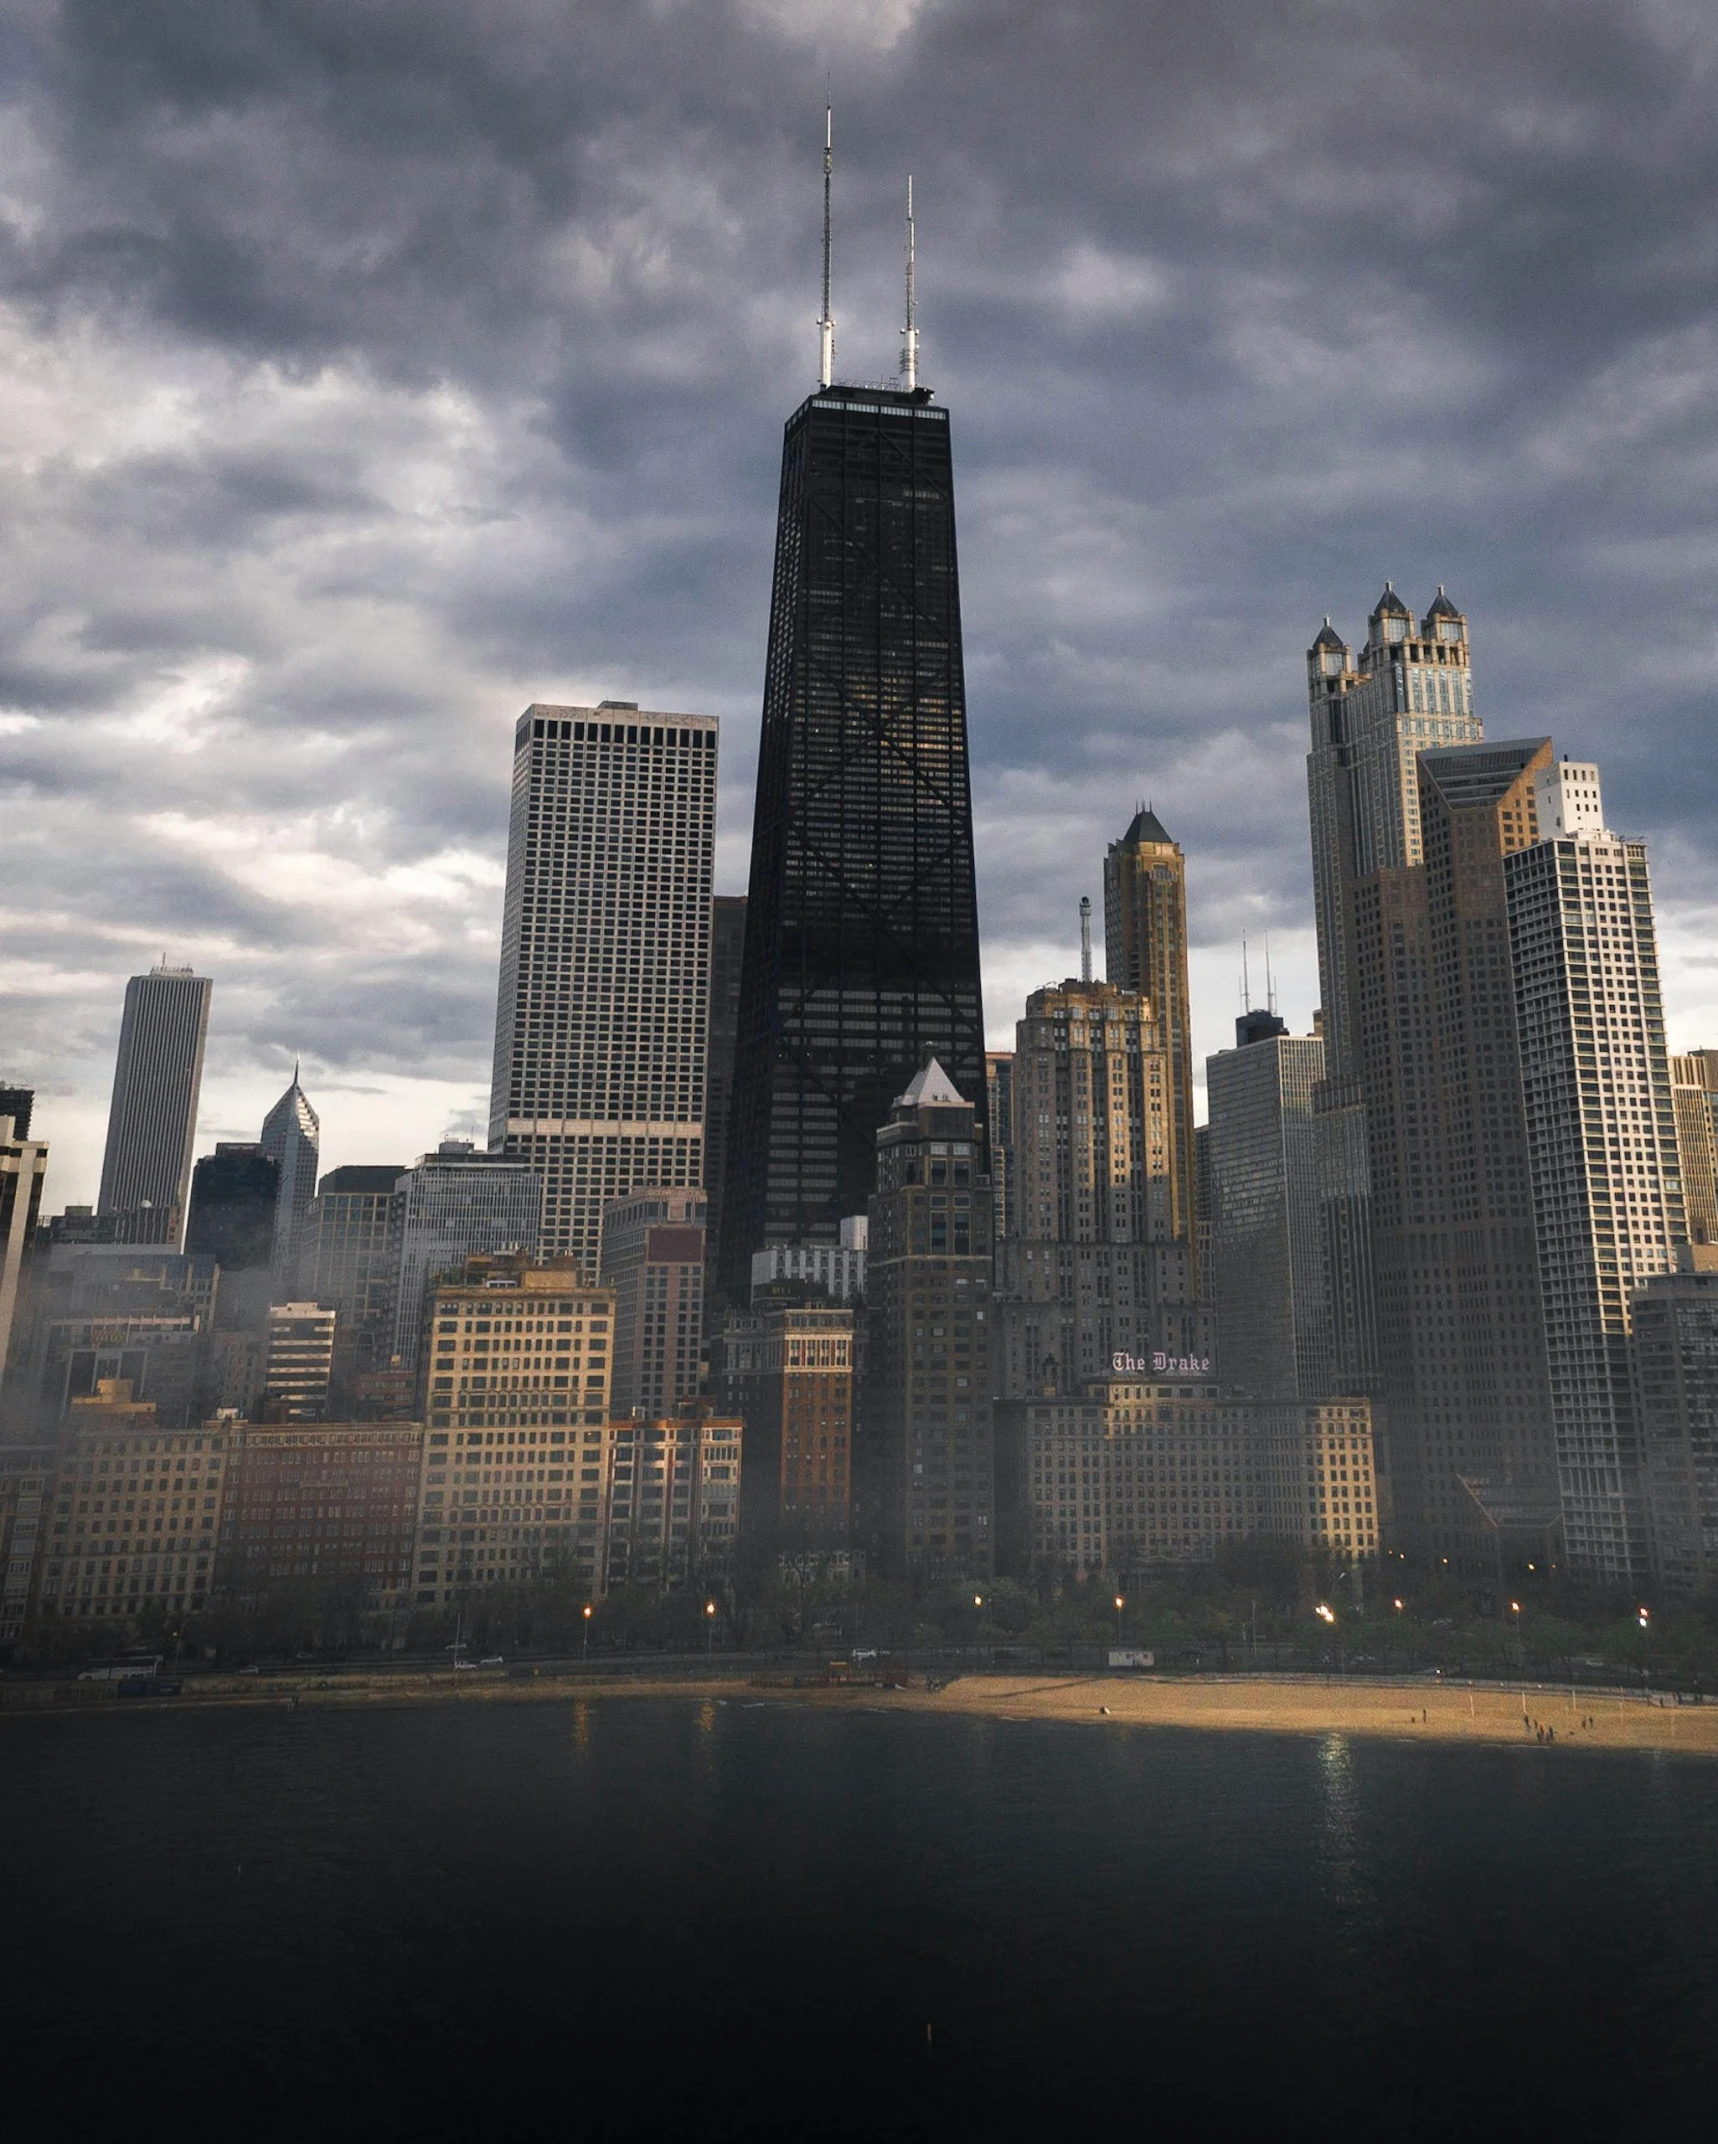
(3, 1699, 1715, 2139)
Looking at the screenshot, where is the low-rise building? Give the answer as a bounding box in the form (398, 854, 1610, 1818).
(603, 1407, 741, 1593)
(37, 1380, 230, 1622)
(217, 1420, 424, 1609)
(995, 1373, 1377, 1579)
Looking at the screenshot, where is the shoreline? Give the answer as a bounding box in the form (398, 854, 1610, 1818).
(4, 1667, 1714, 1756)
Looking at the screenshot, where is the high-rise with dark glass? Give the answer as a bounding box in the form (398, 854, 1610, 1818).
(719, 381, 985, 1298)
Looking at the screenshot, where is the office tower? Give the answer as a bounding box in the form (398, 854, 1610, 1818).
(1505, 760, 1685, 1583)
(260, 1072, 320, 1291)
(186, 1145, 280, 1274)
(1633, 1270, 1718, 1592)
(750, 1218, 868, 1306)
(392, 1142, 544, 1382)
(1104, 809, 1197, 1248)
(720, 359, 986, 1302)
(866, 1062, 994, 1576)
(0, 1087, 33, 1137)
(218, 1421, 424, 1612)
(995, 1378, 1376, 1579)
(97, 965, 212, 1244)
(598, 1188, 706, 1418)
(601, 1407, 743, 1593)
(1193, 1124, 1213, 1305)
(993, 979, 1200, 1399)
(37, 1382, 230, 1622)
(487, 703, 717, 1280)
(718, 1299, 854, 1546)
(308, 1165, 405, 1393)
(413, 1256, 615, 1603)
(985, 1051, 1016, 1244)
(702, 895, 747, 1314)
(1671, 1051, 1718, 1261)
(261, 1302, 337, 1421)
(0, 1110, 48, 1388)
(0, 1442, 55, 1641)
(1306, 589, 1481, 1079)
(1206, 1021, 1331, 1399)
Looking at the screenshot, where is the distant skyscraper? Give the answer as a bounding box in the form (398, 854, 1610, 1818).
(0, 1088, 33, 1138)
(487, 703, 717, 1280)
(308, 1165, 405, 1392)
(993, 978, 1200, 1400)
(865, 1061, 994, 1577)
(1206, 1021, 1331, 1400)
(97, 966, 212, 1245)
(392, 1142, 544, 1382)
(1104, 808, 1197, 1249)
(720, 360, 985, 1300)
(598, 1187, 707, 1419)
(1671, 1050, 1718, 1261)
(1505, 760, 1685, 1583)
(702, 895, 747, 1317)
(185, 1143, 280, 1301)
(0, 1109, 48, 1389)
(260, 1072, 320, 1291)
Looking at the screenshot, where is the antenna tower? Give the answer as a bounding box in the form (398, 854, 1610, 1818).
(818, 107, 835, 388)
(1079, 896, 1093, 983)
(900, 176, 919, 391)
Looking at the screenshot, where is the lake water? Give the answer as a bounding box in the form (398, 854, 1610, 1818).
(3, 1698, 1714, 2139)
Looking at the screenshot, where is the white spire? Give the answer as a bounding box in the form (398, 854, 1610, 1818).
(818, 106, 835, 389)
(899, 174, 919, 392)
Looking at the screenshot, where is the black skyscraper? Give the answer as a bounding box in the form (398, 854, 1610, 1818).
(720, 379, 986, 1298)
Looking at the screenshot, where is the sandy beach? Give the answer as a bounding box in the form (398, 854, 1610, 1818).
(6, 1665, 1714, 1756)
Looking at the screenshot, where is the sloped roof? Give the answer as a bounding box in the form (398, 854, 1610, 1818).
(1119, 806, 1174, 846)
(1311, 618, 1346, 651)
(1424, 585, 1463, 619)
(1420, 738, 1550, 811)
(1371, 581, 1412, 616)
(897, 1058, 967, 1107)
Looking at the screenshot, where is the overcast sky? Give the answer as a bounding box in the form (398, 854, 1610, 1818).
(3, 0, 1716, 1205)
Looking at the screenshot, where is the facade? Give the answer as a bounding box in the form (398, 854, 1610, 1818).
(37, 1381, 229, 1621)
(488, 703, 717, 1280)
(995, 1378, 1377, 1579)
(1671, 1050, 1718, 1261)
(1634, 1270, 1718, 1593)
(865, 1061, 994, 1577)
(985, 1050, 1016, 1245)
(413, 1257, 614, 1605)
(217, 1421, 423, 1609)
(96, 965, 212, 1245)
(993, 979, 1201, 1400)
(1206, 1025, 1331, 1399)
(392, 1144, 544, 1383)
(261, 1302, 337, 1421)
(0, 1087, 32, 1137)
(598, 1188, 707, 1419)
(0, 1443, 54, 1643)
(259, 1074, 320, 1292)
(0, 1108, 48, 1387)
(1505, 763, 1685, 1583)
(1104, 808, 1197, 1248)
(749, 1223, 867, 1306)
(721, 382, 986, 1301)
(602, 1408, 742, 1592)
(718, 1300, 853, 1545)
(702, 894, 748, 1315)
(307, 1165, 405, 1396)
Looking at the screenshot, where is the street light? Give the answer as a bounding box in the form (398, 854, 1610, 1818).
(1315, 1602, 1336, 1624)
(1113, 1593, 1125, 1647)
(1510, 1598, 1523, 1668)
(705, 1599, 717, 1661)
(582, 1601, 592, 1666)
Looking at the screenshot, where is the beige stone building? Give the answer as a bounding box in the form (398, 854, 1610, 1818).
(995, 1373, 1376, 1579)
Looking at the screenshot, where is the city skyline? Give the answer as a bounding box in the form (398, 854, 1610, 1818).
(4, 6, 1718, 1204)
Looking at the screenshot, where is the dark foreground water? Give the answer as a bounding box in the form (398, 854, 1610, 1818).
(3, 1700, 1716, 2141)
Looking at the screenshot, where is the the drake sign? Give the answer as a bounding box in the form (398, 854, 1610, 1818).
(1112, 1351, 1212, 1376)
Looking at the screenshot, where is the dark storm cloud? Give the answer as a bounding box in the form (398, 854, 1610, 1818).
(2, 0, 1716, 1192)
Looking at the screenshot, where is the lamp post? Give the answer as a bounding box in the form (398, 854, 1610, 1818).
(705, 1598, 717, 1662)
(1113, 1593, 1125, 1649)
(1315, 1600, 1340, 1676)
(1510, 1597, 1523, 1671)
(582, 1601, 592, 1667)
(1638, 1606, 1651, 1693)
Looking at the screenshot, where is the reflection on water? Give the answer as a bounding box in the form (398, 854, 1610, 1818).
(2, 1702, 1715, 2142)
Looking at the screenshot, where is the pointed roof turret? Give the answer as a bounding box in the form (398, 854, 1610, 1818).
(1119, 803, 1174, 847)
(897, 1058, 966, 1107)
(1311, 617, 1346, 652)
(1371, 581, 1411, 618)
(1424, 585, 1462, 620)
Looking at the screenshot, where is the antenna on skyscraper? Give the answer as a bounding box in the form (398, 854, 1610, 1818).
(1264, 934, 1277, 1016)
(900, 175, 919, 391)
(1241, 935, 1252, 1012)
(818, 106, 835, 388)
(1079, 896, 1092, 983)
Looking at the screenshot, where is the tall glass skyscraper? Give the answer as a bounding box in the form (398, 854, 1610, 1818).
(260, 1071, 320, 1291)
(719, 383, 985, 1297)
(97, 965, 212, 1246)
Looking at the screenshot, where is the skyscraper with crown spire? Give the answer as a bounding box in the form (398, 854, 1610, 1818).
(719, 127, 985, 1300)
(260, 1068, 319, 1292)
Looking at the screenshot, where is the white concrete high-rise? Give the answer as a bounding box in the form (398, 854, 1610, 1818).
(97, 966, 212, 1245)
(488, 703, 718, 1281)
(1505, 760, 1686, 1583)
